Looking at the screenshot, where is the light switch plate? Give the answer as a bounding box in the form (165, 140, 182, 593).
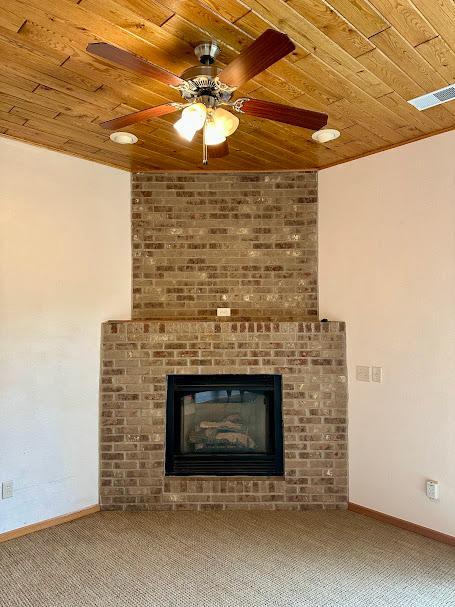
(217, 308, 231, 317)
(372, 366, 383, 382)
(356, 365, 370, 382)
(2, 481, 13, 499)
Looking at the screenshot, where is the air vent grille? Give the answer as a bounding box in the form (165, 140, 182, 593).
(408, 84, 455, 110)
(434, 87, 455, 102)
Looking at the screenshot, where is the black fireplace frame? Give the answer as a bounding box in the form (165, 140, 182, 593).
(165, 374, 284, 476)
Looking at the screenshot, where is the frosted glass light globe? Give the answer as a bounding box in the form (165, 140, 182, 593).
(213, 108, 239, 136)
(174, 117, 198, 142)
(204, 120, 226, 145)
(181, 103, 207, 131)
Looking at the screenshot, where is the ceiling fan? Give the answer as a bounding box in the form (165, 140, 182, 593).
(86, 29, 328, 164)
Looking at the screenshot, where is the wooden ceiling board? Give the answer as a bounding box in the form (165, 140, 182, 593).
(0, 0, 453, 171)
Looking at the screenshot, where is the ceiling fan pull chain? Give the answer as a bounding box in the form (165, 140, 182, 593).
(202, 125, 208, 166)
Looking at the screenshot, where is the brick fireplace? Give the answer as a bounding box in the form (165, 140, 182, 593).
(100, 172, 348, 511)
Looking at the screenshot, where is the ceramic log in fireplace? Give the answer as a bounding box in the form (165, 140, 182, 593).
(165, 375, 284, 476)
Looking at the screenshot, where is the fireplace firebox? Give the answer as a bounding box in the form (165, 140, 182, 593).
(165, 375, 284, 476)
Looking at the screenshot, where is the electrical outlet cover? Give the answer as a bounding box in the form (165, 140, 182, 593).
(2, 481, 13, 499)
(217, 308, 231, 317)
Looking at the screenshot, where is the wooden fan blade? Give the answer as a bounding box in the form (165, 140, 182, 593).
(217, 30, 295, 88)
(101, 103, 179, 130)
(86, 42, 185, 87)
(208, 141, 229, 158)
(237, 99, 328, 131)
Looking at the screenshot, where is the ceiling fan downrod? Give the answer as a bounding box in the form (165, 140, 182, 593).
(194, 41, 220, 66)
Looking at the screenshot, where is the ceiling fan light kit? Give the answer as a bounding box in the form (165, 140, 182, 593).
(87, 30, 329, 165)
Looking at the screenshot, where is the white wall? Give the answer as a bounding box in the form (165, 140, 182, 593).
(0, 138, 131, 534)
(319, 131, 455, 536)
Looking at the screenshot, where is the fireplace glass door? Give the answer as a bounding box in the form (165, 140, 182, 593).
(165, 375, 283, 476)
(181, 388, 268, 454)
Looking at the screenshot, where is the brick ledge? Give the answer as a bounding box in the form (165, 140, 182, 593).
(102, 319, 345, 330)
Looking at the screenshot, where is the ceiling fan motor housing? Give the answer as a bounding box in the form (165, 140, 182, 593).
(176, 42, 236, 105)
(178, 64, 234, 103)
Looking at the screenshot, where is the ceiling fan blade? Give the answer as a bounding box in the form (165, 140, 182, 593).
(86, 42, 185, 87)
(101, 103, 179, 130)
(217, 30, 295, 89)
(208, 141, 229, 158)
(235, 98, 328, 131)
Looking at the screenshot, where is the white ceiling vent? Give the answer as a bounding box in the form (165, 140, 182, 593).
(408, 84, 455, 110)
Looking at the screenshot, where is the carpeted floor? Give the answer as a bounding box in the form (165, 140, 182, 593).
(1, 511, 454, 606)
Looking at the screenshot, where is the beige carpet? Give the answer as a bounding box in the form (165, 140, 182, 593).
(1, 511, 454, 606)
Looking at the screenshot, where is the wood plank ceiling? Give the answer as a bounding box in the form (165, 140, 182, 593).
(0, 0, 454, 171)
